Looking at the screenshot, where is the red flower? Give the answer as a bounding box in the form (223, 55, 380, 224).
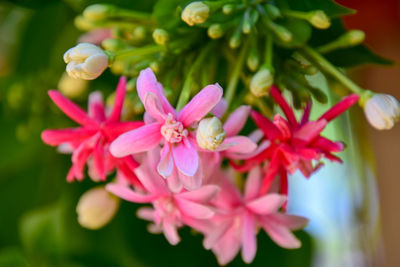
(41, 77, 144, 186)
(232, 86, 359, 196)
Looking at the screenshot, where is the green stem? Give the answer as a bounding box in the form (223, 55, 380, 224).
(176, 44, 214, 110)
(264, 32, 273, 68)
(299, 45, 363, 94)
(112, 45, 163, 62)
(225, 39, 250, 107)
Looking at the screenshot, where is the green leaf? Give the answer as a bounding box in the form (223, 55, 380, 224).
(274, 18, 312, 48)
(0, 247, 28, 267)
(277, 0, 355, 18)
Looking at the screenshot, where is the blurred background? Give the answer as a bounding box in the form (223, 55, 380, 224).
(0, 0, 399, 266)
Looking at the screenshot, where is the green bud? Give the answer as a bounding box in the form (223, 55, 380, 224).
(150, 61, 160, 73)
(132, 26, 147, 41)
(341, 30, 365, 46)
(83, 4, 115, 21)
(247, 48, 260, 72)
(265, 4, 281, 19)
(229, 27, 242, 48)
(152, 28, 169, 45)
(309, 86, 328, 103)
(102, 38, 129, 52)
(308, 10, 331, 29)
(250, 67, 274, 97)
(181, 2, 210, 26)
(222, 4, 235, 15)
(208, 24, 223, 39)
(127, 78, 136, 92)
(274, 24, 292, 42)
(74, 16, 95, 31)
(242, 19, 252, 34)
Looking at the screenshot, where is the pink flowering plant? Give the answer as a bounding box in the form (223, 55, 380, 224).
(32, 0, 400, 265)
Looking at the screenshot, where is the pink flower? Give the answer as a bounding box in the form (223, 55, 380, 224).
(204, 166, 308, 265)
(110, 68, 223, 191)
(232, 86, 359, 195)
(41, 77, 143, 185)
(106, 148, 219, 245)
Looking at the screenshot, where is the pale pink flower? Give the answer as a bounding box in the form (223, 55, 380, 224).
(41, 77, 143, 186)
(106, 148, 219, 245)
(204, 166, 308, 265)
(110, 68, 223, 191)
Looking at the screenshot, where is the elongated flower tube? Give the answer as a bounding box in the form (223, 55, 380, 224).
(364, 93, 400, 130)
(110, 68, 223, 191)
(64, 43, 109, 80)
(77, 186, 120, 230)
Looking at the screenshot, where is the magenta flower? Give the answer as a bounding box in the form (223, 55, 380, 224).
(110, 68, 223, 190)
(106, 148, 219, 245)
(232, 86, 359, 195)
(41, 77, 143, 185)
(204, 166, 308, 265)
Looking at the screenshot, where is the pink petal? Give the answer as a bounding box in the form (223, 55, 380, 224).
(167, 169, 183, 193)
(143, 92, 167, 122)
(212, 98, 228, 118)
(110, 123, 162, 157)
(178, 168, 202, 191)
(88, 91, 106, 122)
(162, 218, 180, 245)
(175, 198, 214, 219)
(106, 184, 155, 203)
(246, 193, 286, 215)
(223, 136, 257, 154)
(48, 90, 97, 126)
(178, 185, 220, 203)
(107, 76, 127, 122)
(241, 212, 257, 264)
(318, 94, 359, 122)
(93, 143, 106, 180)
(157, 145, 173, 178)
(178, 84, 223, 127)
(212, 222, 241, 265)
(269, 214, 309, 230)
(293, 120, 327, 144)
(103, 121, 144, 140)
(41, 128, 96, 146)
(224, 105, 251, 136)
(137, 207, 155, 221)
(300, 101, 312, 125)
(312, 137, 344, 153)
(134, 162, 169, 195)
(172, 141, 199, 177)
(244, 166, 261, 201)
(137, 68, 175, 115)
(270, 86, 298, 127)
(250, 110, 282, 140)
(261, 219, 301, 249)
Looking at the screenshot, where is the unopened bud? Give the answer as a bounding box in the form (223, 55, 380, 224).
(196, 117, 226, 151)
(64, 43, 109, 80)
(181, 2, 210, 26)
(250, 68, 274, 97)
(308, 10, 330, 29)
(132, 26, 147, 41)
(152, 28, 169, 45)
(76, 187, 120, 230)
(222, 4, 235, 15)
(364, 93, 400, 130)
(265, 4, 281, 19)
(58, 72, 89, 98)
(274, 24, 292, 42)
(341, 30, 365, 46)
(247, 49, 260, 72)
(83, 4, 115, 21)
(208, 24, 223, 39)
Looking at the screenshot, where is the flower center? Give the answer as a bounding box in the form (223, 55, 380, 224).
(161, 113, 188, 143)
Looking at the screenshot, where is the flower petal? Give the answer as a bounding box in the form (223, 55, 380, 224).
(270, 86, 298, 127)
(261, 219, 301, 249)
(106, 184, 155, 203)
(178, 168, 202, 191)
(269, 214, 309, 230)
(88, 91, 106, 122)
(244, 166, 261, 201)
(250, 110, 282, 140)
(110, 123, 162, 157)
(41, 128, 96, 146)
(212, 98, 228, 118)
(178, 185, 220, 203)
(107, 76, 127, 122)
(223, 136, 257, 154)
(293, 120, 327, 144)
(48, 90, 97, 126)
(178, 84, 223, 127)
(318, 94, 359, 122)
(172, 141, 199, 177)
(162, 218, 180, 245)
(137, 68, 175, 115)
(224, 105, 251, 136)
(175, 198, 214, 219)
(144, 92, 167, 122)
(246, 193, 286, 215)
(157, 145, 173, 178)
(103, 121, 144, 140)
(167, 169, 183, 193)
(241, 212, 257, 264)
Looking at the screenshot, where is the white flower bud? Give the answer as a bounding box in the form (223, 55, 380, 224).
(250, 68, 274, 97)
(76, 187, 120, 230)
(364, 94, 400, 130)
(196, 117, 226, 151)
(64, 43, 109, 80)
(181, 2, 210, 26)
(58, 72, 88, 98)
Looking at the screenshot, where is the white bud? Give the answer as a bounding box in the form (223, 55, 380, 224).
(250, 68, 274, 97)
(196, 117, 226, 151)
(364, 94, 400, 130)
(58, 72, 88, 98)
(76, 187, 120, 230)
(181, 2, 210, 26)
(64, 43, 109, 80)
(309, 10, 331, 29)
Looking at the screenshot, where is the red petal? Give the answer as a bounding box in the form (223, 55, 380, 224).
(270, 86, 298, 127)
(250, 110, 282, 140)
(107, 76, 127, 123)
(318, 94, 359, 122)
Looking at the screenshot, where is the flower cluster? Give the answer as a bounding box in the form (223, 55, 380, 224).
(42, 68, 359, 264)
